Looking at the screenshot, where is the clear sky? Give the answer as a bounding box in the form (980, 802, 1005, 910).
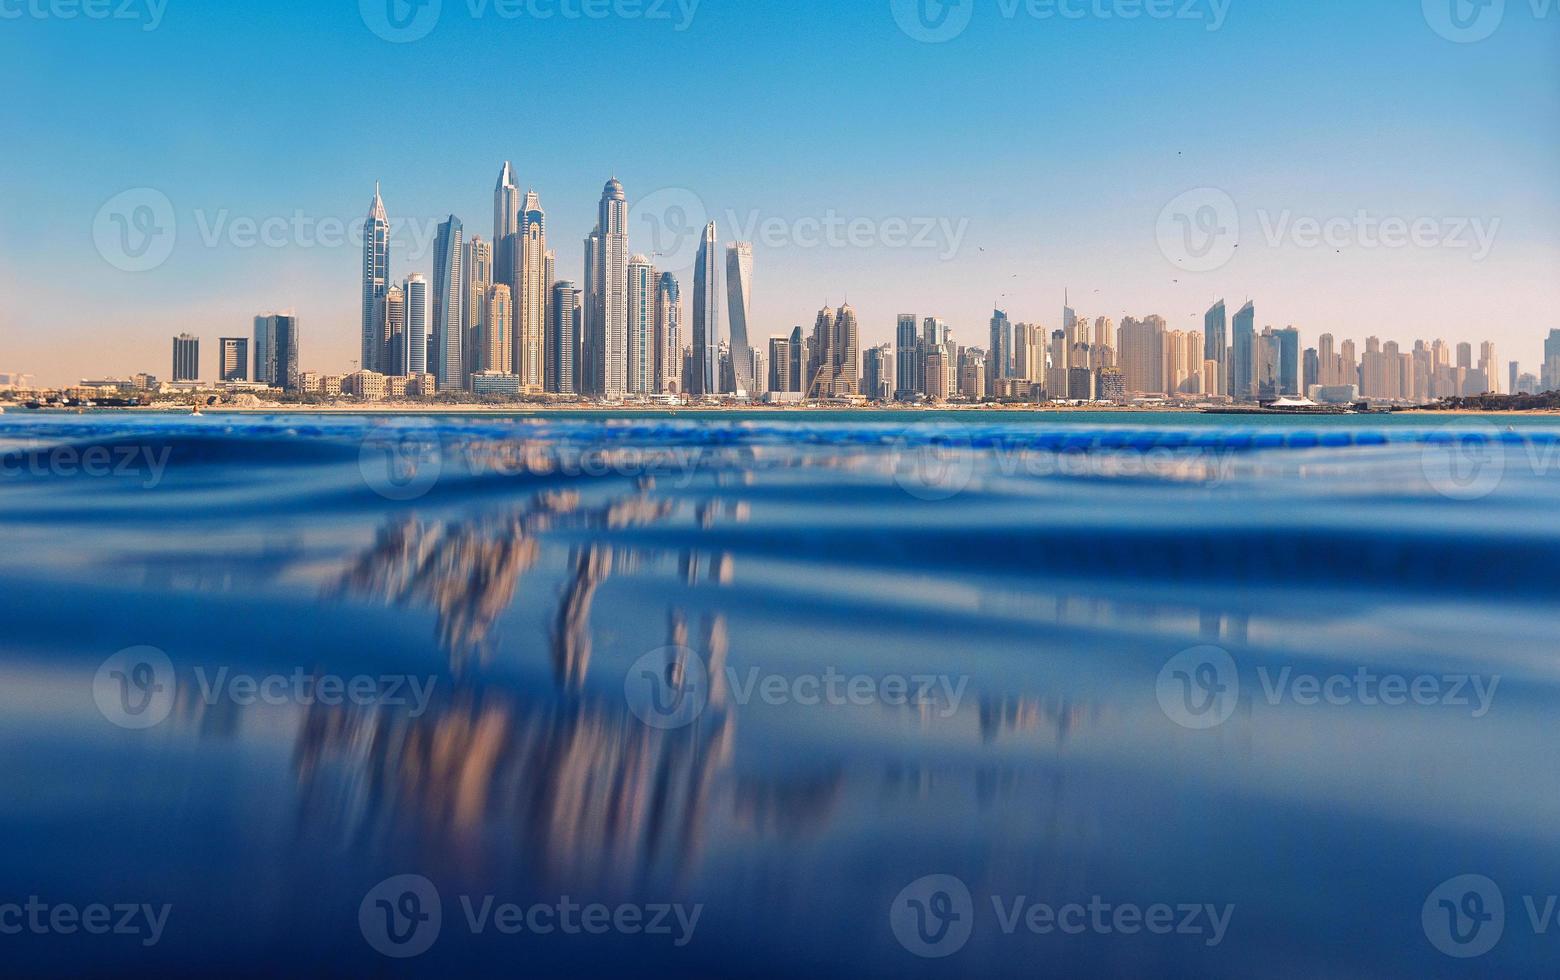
(3, 0, 1557, 385)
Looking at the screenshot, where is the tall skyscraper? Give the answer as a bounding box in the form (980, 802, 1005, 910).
(726, 242, 755, 397)
(581, 227, 602, 396)
(1204, 300, 1228, 397)
(515, 190, 548, 392)
(272, 315, 300, 392)
(626, 255, 657, 395)
(484, 284, 512, 375)
(172, 334, 199, 382)
(591, 178, 629, 400)
(493, 161, 520, 283)
(253, 315, 275, 384)
(690, 223, 721, 397)
(361, 183, 390, 375)
(988, 308, 1013, 392)
(548, 280, 580, 395)
(805, 303, 860, 398)
(431, 215, 464, 392)
(383, 284, 407, 376)
(1119, 316, 1166, 395)
(654, 272, 681, 395)
(219, 338, 248, 382)
(895, 314, 920, 399)
(464, 236, 493, 378)
(1231, 301, 1255, 400)
(404, 274, 429, 377)
(1276, 326, 1301, 396)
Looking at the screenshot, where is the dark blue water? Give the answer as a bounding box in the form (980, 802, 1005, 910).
(2, 412, 1557, 977)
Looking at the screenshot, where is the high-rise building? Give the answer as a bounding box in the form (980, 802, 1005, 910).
(592, 178, 629, 400)
(1204, 300, 1227, 397)
(464, 236, 493, 378)
(988, 309, 1013, 391)
(581, 227, 602, 396)
(404, 275, 429, 377)
(515, 190, 548, 391)
(383, 285, 407, 376)
(548, 280, 580, 396)
(1545, 330, 1560, 391)
(219, 338, 248, 382)
(1232, 301, 1256, 400)
(895, 314, 921, 399)
(1118, 316, 1166, 395)
(272, 315, 300, 392)
(690, 223, 721, 397)
(253, 315, 276, 384)
(654, 272, 681, 395)
(431, 215, 464, 392)
(484, 284, 512, 376)
(1276, 326, 1301, 396)
(361, 183, 391, 375)
(805, 303, 860, 398)
(627, 255, 656, 395)
(726, 242, 755, 397)
(172, 334, 199, 382)
(493, 161, 520, 286)
(768, 335, 795, 393)
(863, 344, 892, 401)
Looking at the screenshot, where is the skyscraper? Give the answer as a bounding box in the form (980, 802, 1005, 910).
(805, 303, 860, 398)
(895, 314, 920, 399)
(515, 190, 548, 392)
(404, 274, 429, 377)
(548, 280, 580, 396)
(726, 242, 754, 397)
(690, 223, 720, 397)
(988, 308, 1013, 392)
(592, 178, 629, 400)
(253, 315, 275, 384)
(1204, 300, 1228, 397)
(654, 272, 681, 395)
(484, 284, 512, 376)
(1277, 326, 1301, 396)
(383, 284, 406, 376)
(272, 315, 300, 392)
(493, 161, 520, 284)
(172, 334, 199, 382)
(464, 236, 493, 379)
(627, 255, 656, 395)
(432, 215, 464, 392)
(219, 338, 248, 382)
(1232, 301, 1255, 400)
(361, 183, 390, 375)
(581, 227, 602, 396)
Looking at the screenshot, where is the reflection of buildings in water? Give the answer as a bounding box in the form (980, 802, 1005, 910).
(284, 614, 829, 891)
(977, 695, 1108, 746)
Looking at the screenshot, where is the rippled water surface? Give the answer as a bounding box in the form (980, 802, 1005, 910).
(2, 411, 1558, 977)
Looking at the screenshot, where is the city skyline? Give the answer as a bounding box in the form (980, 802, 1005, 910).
(4, 3, 1556, 385)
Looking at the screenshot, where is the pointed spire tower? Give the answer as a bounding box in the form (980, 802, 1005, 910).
(362, 182, 391, 374)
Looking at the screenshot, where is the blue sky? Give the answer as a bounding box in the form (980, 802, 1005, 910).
(2, 0, 1557, 384)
